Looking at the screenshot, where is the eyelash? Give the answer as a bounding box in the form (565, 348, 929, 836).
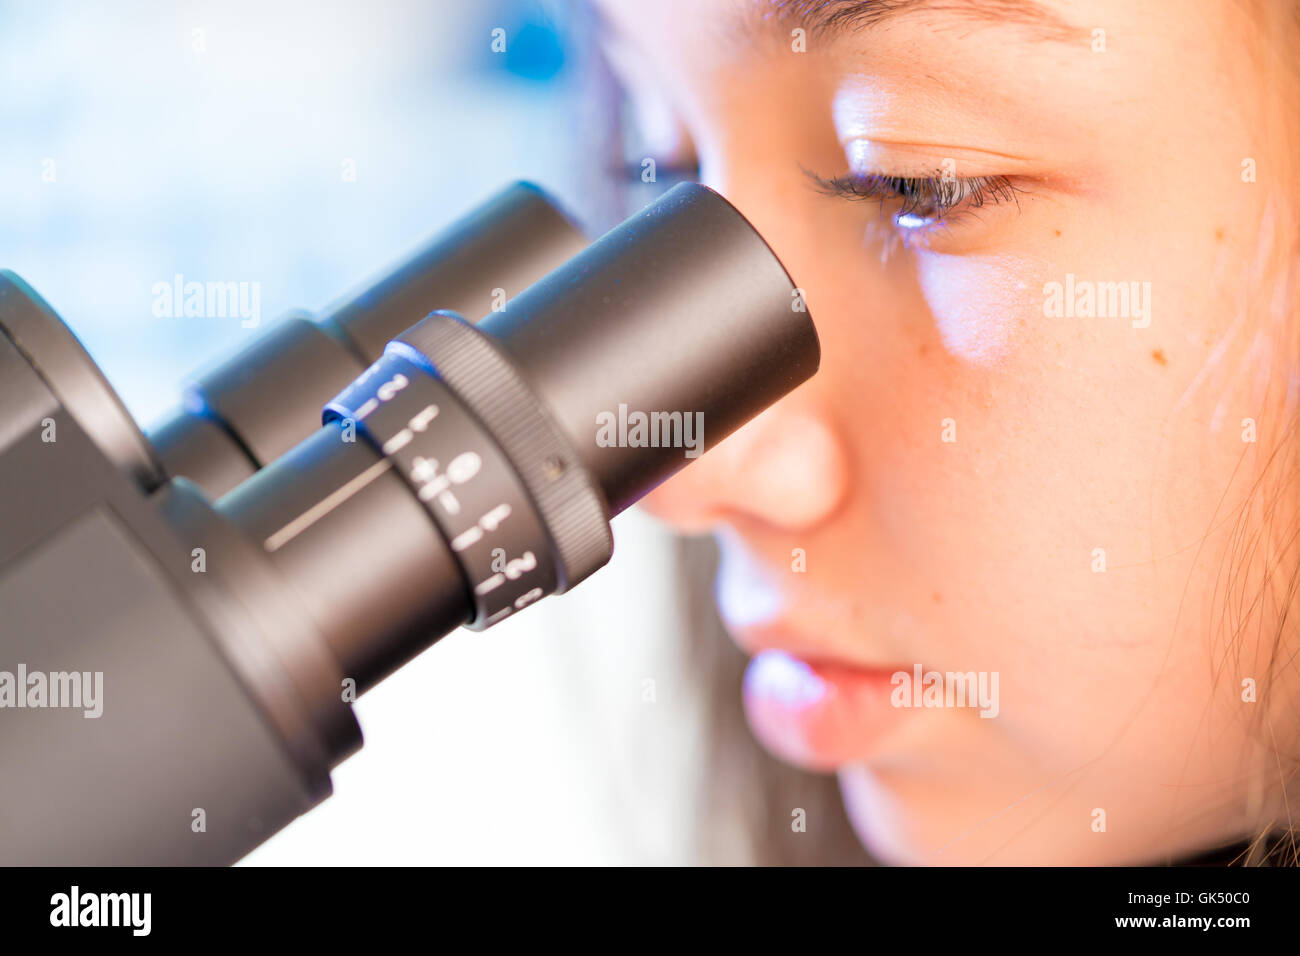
(804, 168, 1021, 228)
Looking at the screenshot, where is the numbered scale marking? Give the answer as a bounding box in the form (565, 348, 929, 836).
(325, 353, 558, 629)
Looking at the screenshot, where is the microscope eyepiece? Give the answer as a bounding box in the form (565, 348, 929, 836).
(218, 182, 819, 691)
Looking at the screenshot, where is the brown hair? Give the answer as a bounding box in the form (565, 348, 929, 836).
(1206, 0, 1300, 865)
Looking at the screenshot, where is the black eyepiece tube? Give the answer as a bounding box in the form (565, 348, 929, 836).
(149, 182, 588, 499)
(479, 183, 820, 514)
(219, 183, 820, 690)
(322, 182, 588, 360)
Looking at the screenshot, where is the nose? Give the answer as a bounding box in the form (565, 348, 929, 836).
(638, 174, 850, 535)
(638, 399, 848, 533)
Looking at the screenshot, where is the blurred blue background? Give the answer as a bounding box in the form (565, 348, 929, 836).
(0, 0, 618, 422)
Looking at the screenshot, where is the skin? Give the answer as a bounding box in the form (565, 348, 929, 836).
(594, 0, 1300, 864)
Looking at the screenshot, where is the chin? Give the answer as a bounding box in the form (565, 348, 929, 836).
(837, 763, 1089, 866)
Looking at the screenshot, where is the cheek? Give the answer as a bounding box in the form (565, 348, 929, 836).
(911, 252, 1047, 365)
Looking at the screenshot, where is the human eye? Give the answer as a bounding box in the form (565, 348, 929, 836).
(803, 166, 1023, 235)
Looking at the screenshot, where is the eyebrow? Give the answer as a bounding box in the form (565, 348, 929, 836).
(749, 0, 1086, 43)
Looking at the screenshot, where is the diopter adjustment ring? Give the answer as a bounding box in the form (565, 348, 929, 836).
(392, 311, 613, 592)
(324, 354, 559, 630)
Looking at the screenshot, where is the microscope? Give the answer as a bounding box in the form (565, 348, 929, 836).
(0, 182, 819, 864)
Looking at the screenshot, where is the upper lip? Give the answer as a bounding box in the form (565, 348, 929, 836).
(725, 617, 903, 675)
(712, 529, 906, 674)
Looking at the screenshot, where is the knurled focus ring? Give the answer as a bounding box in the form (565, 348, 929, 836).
(392, 311, 613, 592)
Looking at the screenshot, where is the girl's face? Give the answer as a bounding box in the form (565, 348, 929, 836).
(597, 0, 1298, 863)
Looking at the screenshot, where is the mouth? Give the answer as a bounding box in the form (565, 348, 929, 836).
(734, 625, 912, 772)
(712, 529, 915, 770)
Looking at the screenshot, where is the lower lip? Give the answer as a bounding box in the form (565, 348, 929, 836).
(742, 649, 907, 771)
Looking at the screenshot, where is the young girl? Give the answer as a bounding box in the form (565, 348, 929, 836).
(594, 0, 1300, 864)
